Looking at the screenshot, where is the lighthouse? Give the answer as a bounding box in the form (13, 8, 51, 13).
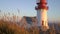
(35, 0, 49, 31)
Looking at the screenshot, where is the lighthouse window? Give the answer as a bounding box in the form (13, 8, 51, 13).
(42, 20, 44, 26)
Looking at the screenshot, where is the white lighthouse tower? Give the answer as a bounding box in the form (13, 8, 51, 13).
(35, 0, 49, 31)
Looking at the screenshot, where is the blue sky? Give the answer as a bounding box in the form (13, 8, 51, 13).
(0, 0, 60, 22)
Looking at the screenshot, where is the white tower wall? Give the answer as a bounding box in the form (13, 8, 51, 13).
(37, 9, 49, 31)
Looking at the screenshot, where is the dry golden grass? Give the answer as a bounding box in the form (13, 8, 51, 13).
(0, 20, 29, 34)
(0, 20, 60, 34)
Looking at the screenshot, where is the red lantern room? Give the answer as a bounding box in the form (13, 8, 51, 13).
(35, 0, 48, 10)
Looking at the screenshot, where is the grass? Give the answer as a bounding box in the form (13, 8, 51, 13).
(0, 20, 60, 34)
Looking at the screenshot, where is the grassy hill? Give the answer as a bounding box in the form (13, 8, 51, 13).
(0, 20, 60, 34)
